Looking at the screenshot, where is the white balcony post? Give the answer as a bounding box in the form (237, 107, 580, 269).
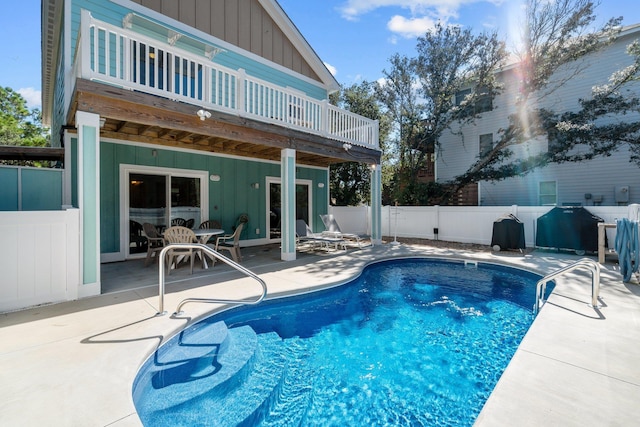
(237, 68, 246, 116)
(373, 119, 380, 148)
(370, 164, 382, 245)
(321, 99, 329, 136)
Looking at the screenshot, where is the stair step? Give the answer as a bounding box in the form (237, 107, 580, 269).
(135, 322, 259, 425)
(151, 331, 287, 426)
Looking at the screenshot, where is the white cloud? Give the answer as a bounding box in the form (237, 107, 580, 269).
(18, 87, 42, 109)
(339, 0, 470, 21)
(324, 61, 338, 76)
(387, 15, 438, 38)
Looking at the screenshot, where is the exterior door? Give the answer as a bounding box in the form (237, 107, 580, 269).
(267, 178, 312, 240)
(123, 165, 207, 258)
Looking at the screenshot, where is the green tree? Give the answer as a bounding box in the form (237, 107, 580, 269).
(452, 0, 636, 187)
(0, 87, 50, 166)
(329, 82, 391, 205)
(377, 26, 506, 204)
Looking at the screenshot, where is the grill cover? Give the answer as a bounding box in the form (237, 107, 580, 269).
(491, 214, 525, 251)
(535, 207, 604, 253)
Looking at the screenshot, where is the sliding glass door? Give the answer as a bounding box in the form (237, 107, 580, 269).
(125, 167, 206, 256)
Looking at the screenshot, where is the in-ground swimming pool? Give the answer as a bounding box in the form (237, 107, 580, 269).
(133, 258, 547, 426)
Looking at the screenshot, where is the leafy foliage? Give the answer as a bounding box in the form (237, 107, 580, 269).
(375, 25, 506, 204)
(329, 82, 391, 205)
(0, 86, 50, 166)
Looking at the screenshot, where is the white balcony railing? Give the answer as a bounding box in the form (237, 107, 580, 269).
(74, 11, 379, 150)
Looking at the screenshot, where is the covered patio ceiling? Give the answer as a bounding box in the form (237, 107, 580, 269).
(67, 79, 380, 168)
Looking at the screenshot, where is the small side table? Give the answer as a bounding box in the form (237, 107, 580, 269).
(597, 222, 616, 264)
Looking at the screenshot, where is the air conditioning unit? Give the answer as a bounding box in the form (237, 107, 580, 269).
(614, 185, 629, 203)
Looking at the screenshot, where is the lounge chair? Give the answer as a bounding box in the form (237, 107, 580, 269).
(320, 214, 369, 248)
(296, 219, 345, 250)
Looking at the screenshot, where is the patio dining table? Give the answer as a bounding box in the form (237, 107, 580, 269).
(193, 228, 224, 268)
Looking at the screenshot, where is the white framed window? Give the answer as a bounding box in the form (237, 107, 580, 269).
(539, 181, 557, 206)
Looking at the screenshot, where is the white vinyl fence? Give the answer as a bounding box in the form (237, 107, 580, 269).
(330, 204, 640, 249)
(0, 209, 80, 313)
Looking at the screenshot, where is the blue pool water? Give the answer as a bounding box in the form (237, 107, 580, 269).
(133, 258, 546, 426)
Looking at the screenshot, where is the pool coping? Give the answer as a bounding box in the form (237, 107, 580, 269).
(1, 243, 639, 426)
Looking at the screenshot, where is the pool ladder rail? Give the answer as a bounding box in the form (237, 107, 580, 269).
(156, 243, 267, 316)
(534, 258, 601, 315)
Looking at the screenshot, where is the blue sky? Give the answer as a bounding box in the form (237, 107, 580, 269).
(2, 0, 639, 110)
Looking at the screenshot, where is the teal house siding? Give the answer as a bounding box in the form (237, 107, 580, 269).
(99, 141, 328, 253)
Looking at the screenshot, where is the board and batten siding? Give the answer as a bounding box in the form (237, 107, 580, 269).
(437, 28, 640, 206)
(129, 0, 321, 83)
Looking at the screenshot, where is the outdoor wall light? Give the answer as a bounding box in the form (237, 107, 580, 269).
(251, 182, 260, 189)
(197, 109, 211, 121)
(210, 174, 221, 182)
(318, 182, 325, 188)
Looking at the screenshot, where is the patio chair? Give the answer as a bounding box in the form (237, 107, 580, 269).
(185, 218, 195, 229)
(171, 217, 187, 227)
(215, 222, 244, 263)
(142, 223, 164, 267)
(320, 214, 369, 248)
(130, 220, 147, 251)
(163, 226, 198, 274)
(296, 219, 345, 250)
(198, 220, 223, 244)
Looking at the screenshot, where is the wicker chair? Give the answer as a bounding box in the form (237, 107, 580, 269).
(142, 223, 164, 267)
(163, 226, 197, 274)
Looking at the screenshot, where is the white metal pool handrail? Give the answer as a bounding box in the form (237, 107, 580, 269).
(157, 243, 267, 315)
(534, 258, 600, 315)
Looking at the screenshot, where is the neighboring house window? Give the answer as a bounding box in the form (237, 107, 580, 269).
(539, 181, 557, 206)
(454, 87, 492, 113)
(479, 133, 493, 157)
(455, 88, 472, 106)
(547, 126, 563, 153)
(475, 85, 492, 113)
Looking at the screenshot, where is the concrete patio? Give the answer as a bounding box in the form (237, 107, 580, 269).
(1, 241, 639, 426)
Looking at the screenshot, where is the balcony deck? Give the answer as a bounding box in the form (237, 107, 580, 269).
(66, 12, 380, 167)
